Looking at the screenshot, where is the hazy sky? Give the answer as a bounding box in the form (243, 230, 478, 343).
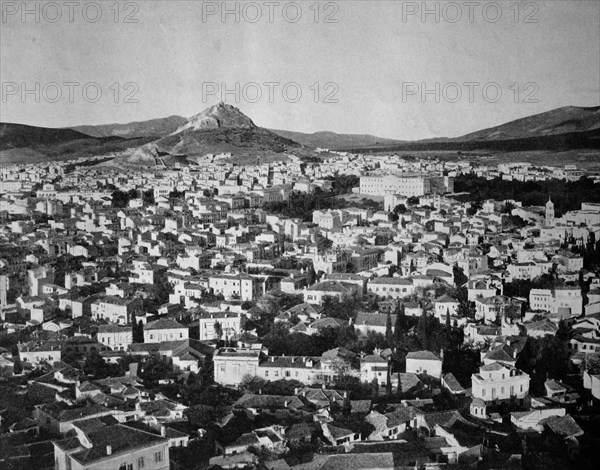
(1, 0, 599, 139)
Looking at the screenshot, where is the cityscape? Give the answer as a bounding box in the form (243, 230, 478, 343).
(1, 1, 600, 470)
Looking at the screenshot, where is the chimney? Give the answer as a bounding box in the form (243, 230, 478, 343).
(321, 383, 326, 390)
(294, 387, 299, 395)
(270, 356, 275, 362)
(106, 445, 112, 456)
(160, 426, 166, 437)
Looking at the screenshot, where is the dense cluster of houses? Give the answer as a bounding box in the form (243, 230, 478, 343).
(1, 153, 600, 469)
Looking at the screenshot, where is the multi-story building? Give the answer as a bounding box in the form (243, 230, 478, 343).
(257, 356, 320, 383)
(303, 281, 360, 304)
(474, 295, 523, 324)
(97, 323, 133, 351)
(360, 173, 453, 197)
(198, 311, 242, 341)
(18, 341, 61, 366)
(529, 287, 583, 317)
(471, 362, 530, 403)
(90, 296, 141, 325)
(213, 347, 263, 386)
(405, 351, 442, 379)
(360, 174, 430, 197)
(367, 277, 414, 299)
(28, 266, 54, 297)
(144, 318, 189, 344)
(507, 262, 552, 281)
(360, 354, 389, 386)
(53, 421, 169, 470)
(208, 273, 262, 301)
(354, 312, 397, 336)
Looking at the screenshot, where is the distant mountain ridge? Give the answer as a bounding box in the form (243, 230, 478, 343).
(2, 104, 599, 165)
(1, 123, 92, 150)
(0, 123, 155, 164)
(269, 129, 405, 149)
(175, 102, 256, 133)
(112, 103, 307, 168)
(72, 115, 187, 139)
(452, 106, 600, 142)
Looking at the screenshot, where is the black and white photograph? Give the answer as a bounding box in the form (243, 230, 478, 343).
(1, 1, 599, 469)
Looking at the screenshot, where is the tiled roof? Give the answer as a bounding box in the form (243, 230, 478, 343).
(144, 318, 187, 330)
(70, 424, 167, 464)
(406, 351, 440, 361)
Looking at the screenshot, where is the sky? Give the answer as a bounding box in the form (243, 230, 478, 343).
(1, 0, 599, 140)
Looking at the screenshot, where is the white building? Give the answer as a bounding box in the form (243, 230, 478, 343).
(529, 287, 583, 316)
(198, 311, 242, 341)
(405, 351, 442, 379)
(90, 297, 141, 325)
(213, 347, 262, 386)
(367, 277, 414, 299)
(257, 356, 320, 383)
(208, 274, 261, 301)
(434, 295, 459, 322)
(471, 362, 530, 403)
(360, 174, 429, 197)
(97, 323, 133, 351)
(360, 354, 389, 386)
(143, 318, 189, 344)
(18, 341, 61, 366)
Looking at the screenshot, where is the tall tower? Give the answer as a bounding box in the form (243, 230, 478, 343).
(545, 196, 555, 226)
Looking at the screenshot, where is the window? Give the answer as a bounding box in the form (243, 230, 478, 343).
(154, 451, 163, 463)
(482, 388, 486, 397)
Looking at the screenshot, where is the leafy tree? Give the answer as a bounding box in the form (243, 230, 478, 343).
(454, 174, 600, 216)
(466, 200, 482, 216)
(394, 204, 407, 214)
(385, 311, 393, 347)
(142, 189, 155, 206)
(132, 320, 144, 343)
(214, 321, 223, 340)
(371, 378, 379, 400)
(262, 379, 304, 396)
(239, 374, 268, 394)
(385, 360, 392, 398)
(453, 266, 468, 288)
(516, 335, 571, 394)
(314, 233, 333, 253)
(329, 174, 360, 195)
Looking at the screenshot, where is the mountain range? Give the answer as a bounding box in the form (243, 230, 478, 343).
(1, 104, 599, 165)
